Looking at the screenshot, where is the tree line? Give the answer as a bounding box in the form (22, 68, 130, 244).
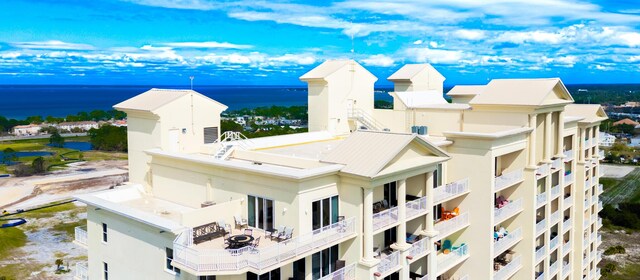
(0, 110, 126, 132)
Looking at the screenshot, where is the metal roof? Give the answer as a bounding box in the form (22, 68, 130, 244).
(469, 78, 574, 106)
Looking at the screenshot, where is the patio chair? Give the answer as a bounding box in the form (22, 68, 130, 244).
(223, 233, 230, 246)
(373, 245, 382, 258)
(218, 219, 230, 234)
(442, 240, 452, 254)
(269, 226, 285, 240)
(249, 236, 261, 253)
(382, 200, 389, 209)
(244, 228, 253, 236)
(234, 215, 248, 229)
(278, 227, 294, 242)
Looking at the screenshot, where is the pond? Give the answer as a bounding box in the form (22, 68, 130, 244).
(0, 151, 55, 165)
(47, 141, 93, 151)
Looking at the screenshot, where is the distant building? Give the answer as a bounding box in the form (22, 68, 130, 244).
(623, 101, 640, 107)
(57, 121, 99, 132)
(599, 132, 616, 147)
(630, 137, 640, 147)
(111, 119, 127, 127)
(12, 124, 42, 136)
(613, 118, 639, 126)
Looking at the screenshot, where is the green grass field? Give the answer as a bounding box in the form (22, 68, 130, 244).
(600, 168, 640, 204)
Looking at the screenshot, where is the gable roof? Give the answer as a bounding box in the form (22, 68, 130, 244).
(392, 91, 449, 108)
(388, 64, 444, 81)
(319, 130, 448, 178)
(299, 60, 352, 80)
(469, 78, 574, 106)
(446, 85, 486, 96)
(114, 88, 227, 113)
(563, 104, 608, 124)
(613, 118, 638, 126)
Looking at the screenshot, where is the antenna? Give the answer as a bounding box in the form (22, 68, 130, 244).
(189, 76, 194, 90)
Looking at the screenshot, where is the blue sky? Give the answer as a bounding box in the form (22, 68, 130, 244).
(0, 0, 639, 86)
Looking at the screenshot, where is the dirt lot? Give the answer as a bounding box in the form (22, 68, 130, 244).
(600, 229, 640, 280)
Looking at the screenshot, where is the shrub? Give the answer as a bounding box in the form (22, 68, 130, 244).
(604, 245, 626, 255)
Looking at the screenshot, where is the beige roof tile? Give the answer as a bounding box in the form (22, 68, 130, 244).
(388, 64, 444, 81)
(446, 85, 486, 96)
(564, 104, 608, 123)
(113, 88, 227, 112)
(299, 60, 351, 80)
(469, 78, 573, 106)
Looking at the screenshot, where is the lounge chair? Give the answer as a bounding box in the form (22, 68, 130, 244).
(278, 227, 294, 242)
(269, 226, 285, 240)
(234, 215, 248, 229)
(218, 219, 230, 234)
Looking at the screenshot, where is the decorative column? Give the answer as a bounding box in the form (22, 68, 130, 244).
(528, 114, 538, 168)
(555, 111, 565, 158)
(362, 187, 375, 263)
(394, 179, 410, 250)
(579, 127, 586, 162)
(423, 172, 437, 236)
(544, 112, 552, 162)
(595, 126, 600, 157)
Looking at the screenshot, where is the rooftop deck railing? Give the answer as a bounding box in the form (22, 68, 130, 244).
(493, 255, 522, 280)
(536, 219, 546, 236)
(373, 207, 399, 232)
(494, 228, 522, 257)
(74, 261, 88, 280)
(406, 196, 429, 220)
(377, 250, 400, 275)
(536, 192, 547, 208)
(535, 245, 546, 262)
(408, 237, 430, 259)
(495, 198, 523, 224)
(434, 178, 469, 204)
(437, 244, 469, 275)
(564, 150, 574, 161)
(74, 226, 87, 248)
(173, 217, 356, 273)
(319, 263, 356, 280)
(435, 212, 469, 240)
(495, 169, 524, 192)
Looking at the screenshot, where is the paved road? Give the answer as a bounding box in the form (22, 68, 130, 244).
(0, 133, 87, 141)
(601, 167, 640, 205)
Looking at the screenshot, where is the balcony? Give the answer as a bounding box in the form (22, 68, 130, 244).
(563, 262, 571, 278)
(550, 235, 560, 250)
(564, 172, 574, 185)
(582, 255, 588, 267)
(585, 179, 591, 188)
(550, 211, 560, 226)
(551, 158, 562, 171)
(319, 263, 355, 280)
(551, 185, 561, 199)
(435, 212, 470, 240)
(536, 192, 547, 208)
(596, 267, 601, 278)
(564, 150, 574, 162)
(598, 184, 603, 194)
(495, 169, 524, 192)
(550, 261, 559, 276)
(597, 252, 602, 263)
(172, 217, 356, 273)
(597, 218, 602, 229)
(563, 218, 572, 232)
(583, 236, 589, 247)
(564, 195, 573, 209)
(584, 199, 589, 209)
(583, 218, 590, 229)
(597, 234, 602, 246)
(584, 139, 590, 149)
(536, 163, 550, 179)
(494, 199, 523, 224)
(563, 240, 572, 255)
(535, 272, 544, 280)
(590, 250, 596, 260)
(74, 261, 88, 280)
(376, 250, 400, 276)
(434, 178, 470, 204)
(591, 195, 598, 205)
(373, 206, 399, 232)
(406, 196, 429, 220)
(437, 244, 469, 275)
(74, 226, 87, 248)
(494, 228, 522, 257)
(598, 201, 603, 212)
(494, 255, 522, 280)
(407, 237, 430, 260)
(536, 218, 546, 236)
(535, 245, 546, 262)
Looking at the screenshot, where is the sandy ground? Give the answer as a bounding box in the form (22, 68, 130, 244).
(0, 160, 128, 211)
(600, 164, 636, 178)
(601, 229, 640, 268)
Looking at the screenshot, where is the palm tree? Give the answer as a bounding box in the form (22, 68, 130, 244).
(55, 258, 63, 270)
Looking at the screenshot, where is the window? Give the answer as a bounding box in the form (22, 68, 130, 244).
(203, 127, 219, 144)
(293, 259, 305, 280)
(165, 248, 180, 274)
(312, 245, 338, 279)
(103, 262, 108, 280)
(384, 182, 398, 207)
(435, 164, 443, 186)
(102, 223, 108, 242)
(312, 196, 339, 230)
(247, 268, 280, 280)
(199, 276, 216, 280)
(248, 195, 274, 231)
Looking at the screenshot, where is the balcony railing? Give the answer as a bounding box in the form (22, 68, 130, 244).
(564, 173, 574, 185)
(564, 195, 573, 209)
(550, 236, 560, 250)
(564, 150, 574, 161)
(373, 207, 399, 232)
(319, 263, 356, 280)
(535, 272, 544, 280)
(550, 261, 559, 275)
(563, 240, 572, 255)
(494, 199, 523, 224)
(495, 169, 524, 192)
(173, 217, 356, 273)
(591, 195, 598, 204)
(434, 178, 470, 204)
(584, 199, 589, 209)
(551, 158, 562, 171)
(563, 218, 572, 232)
(597, 218, 602, 229)
(597, 234, 602, 245)
(74, 226, 87, 248)
(406, 196, 428, 220)
(563, 262, 571, 277)
(494, 228, 522, 257)
(583, 236, 589, 247)
(437, 244, 469, 275)
(493, 255, 522, 280)
(408, 237, 430, 259)
(597, 252, 602, 263)
(536, 163, 550, 179)
(74, 261, 88, 280)
(550, 211, 560, 225)
(584, 139, 590, 149)
(536, 219, 546, 236)
(582, 255, 588, 267)
(596, 267, 601, 278)
(598, 201, 603, 212)
(585, 179, 591, 188)
(598, 184, 603, 194)
(535, 245, 546, 262)
(536, 192, 547, 208)
(377, 250, 400, 275)
(590, 250, 596, 260)
(583, 218, 590, 229)
(435, 212, 469, 240)
(550, 185, 561, 199)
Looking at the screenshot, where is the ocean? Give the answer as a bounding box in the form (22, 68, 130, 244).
(0, 85, 394, 119)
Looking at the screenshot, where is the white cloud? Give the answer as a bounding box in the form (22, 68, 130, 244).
(12, 40, 94, 50)
(413, 40, 423, 45)
(361, 54, 395, 67)
(405, 47, 465, 65)
(122, 0, 220, 10)
(429, 41, 439, 48)
(162, 41, 253, 49)
(453, 29, 486, 41)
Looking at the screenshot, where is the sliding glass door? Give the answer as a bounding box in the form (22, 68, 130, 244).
(312, 245, 338, 279)
(312, 195, 339, 230)
(248, 195, 274, 231)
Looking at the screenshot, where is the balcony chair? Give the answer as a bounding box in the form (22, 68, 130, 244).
(249, 236, 261, 253)
(442, 240, 452, 254)
(234, 215, 248, 229)
(269, 225, 286, 240)
(278, 227, 294, 242)
(373, 245, 382, 258)
(244, 228, 253, 236)
(218, 219, 231, 234)
(382, 200, 389, 210)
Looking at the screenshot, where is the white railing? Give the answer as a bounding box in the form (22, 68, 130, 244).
(584, 199, 589, 209)
(564, 173, 574, 185)
(583, 218, 590, 229)
(598, 201, 603, 211)
(590, 250, 596, 260)
(598, 184, 603, 194)
(563, 262, 571, 277)
(550, 261, 559, 275)
(74, 226, 87, 247)
(319, 263, 356, 280)
(435, 212, 469, 240)
(596, 267, 601, 278)
(408, 238, 430, 259)
(591, 195, 598, 204)
(584, 139, 590, 149)
(597, 234, 602, 245)
(173, 217, 356, 272)
(377, 250, 400, 274)
(536, 163, 550, 178)
(495, 169, 524, 191)
(418, 274, 429, 280)
(551, 157, 562, 171)
(437, 244, 469, 274)
(495, 198, 523, 224)
(348, 107, 387, 131)
(585, 179, 591, 188)
(494, 255, 522, 280)
(551, 185, 561, 198)
(550, 235, 560, 250)
(535, 272, 544, 280)
(563, 218, 572, 232)
(597, 218, 602, 229)
(373, 207, 399, 232)
(536, 192, 547, 208)
(583, 236, 589, 247)
(535, 245, 546, 262)
(582, 255, 588, 267)
(550, 211, 560, 225)
(564, 195, 573, 209)
(592, 214, 597, 223)
(434, 178, 470, 204)
(406, 196, 429, 220)
(75, 261, 88, 280)
(598, 150, 605, 158)
(494, 228, 522, 257)
(536, 219, 546, 236)
(564, 150, 574, 161)
(597, 252, 602, 262)
(563, 240, 572, 255)
(591, 231, 597, 241)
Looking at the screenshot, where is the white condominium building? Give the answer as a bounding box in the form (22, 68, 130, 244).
(74, 60, 606, 280)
